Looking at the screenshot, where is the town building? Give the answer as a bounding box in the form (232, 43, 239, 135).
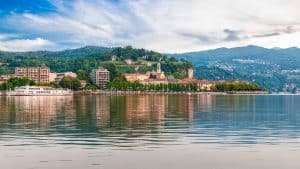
(140, 79, 168, 85)
(145, 62, 166, 80)
(123, 73, 149, 83)
(15, 67, 50, 83)
(0, 74, 15, 84)
(178, 78, 216, 91)
(197, 80, 216, 91)
(91, 67, 110, 88)
(49, 72, 57, 82)
(123, 63, 166, 84)
(188, 68, 194, 79)
(55, 72, 77, 82)
(0, 77, 5, 84)
(121, 63, 218, 90)
(111, 55, 117, 61)
(124, 59, 133, 65)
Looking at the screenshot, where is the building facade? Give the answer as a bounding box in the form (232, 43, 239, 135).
(15, 67, 50, 83)
(91, 67, 110, 88)
(123, 73, 150, 83)
(123, 62, 166, 84)
(54, 72, 77, 82)
(49, 73, 57, 82)
(188, 68, 194, 79)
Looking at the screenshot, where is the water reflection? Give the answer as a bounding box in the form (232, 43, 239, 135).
(0, 95, 300, 147)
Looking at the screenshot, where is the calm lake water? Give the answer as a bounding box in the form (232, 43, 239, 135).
(0, 94, 300, 169)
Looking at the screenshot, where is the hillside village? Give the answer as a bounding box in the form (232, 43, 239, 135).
(0, 46, 261, 93)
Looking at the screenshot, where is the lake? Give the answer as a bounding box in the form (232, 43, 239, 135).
(0, 94, 300, 169)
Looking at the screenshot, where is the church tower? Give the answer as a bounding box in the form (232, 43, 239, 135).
(188, 68, 194, 79)
(157, 62, 161, 73)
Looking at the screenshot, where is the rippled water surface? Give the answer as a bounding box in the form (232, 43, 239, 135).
(1, 94, 300, 169)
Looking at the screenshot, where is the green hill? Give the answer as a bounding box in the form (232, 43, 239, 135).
(170, 45, 300, 91)
(0, 46, 193, 80)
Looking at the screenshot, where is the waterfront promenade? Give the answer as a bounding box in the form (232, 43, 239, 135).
(0, 90, 269, 96)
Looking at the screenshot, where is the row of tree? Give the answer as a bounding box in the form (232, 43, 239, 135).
(0, 77, 35, 90)
(0, 77, 261, 92)
(0, 77, 84, 90)
(106, 77, 198, 91)
(214, 82, 260, 92)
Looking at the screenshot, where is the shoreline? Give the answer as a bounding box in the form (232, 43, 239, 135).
(0, 90, 270, 96)
(74, 90, 269, 96)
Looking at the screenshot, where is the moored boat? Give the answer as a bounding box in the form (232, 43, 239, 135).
(6, 86, 73, 96)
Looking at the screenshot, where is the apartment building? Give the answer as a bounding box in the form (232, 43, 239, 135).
(91, 67, 110, 88)
(15, 67, 50, 83)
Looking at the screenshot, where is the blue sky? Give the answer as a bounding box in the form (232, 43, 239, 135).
(0, 0, 300, 52)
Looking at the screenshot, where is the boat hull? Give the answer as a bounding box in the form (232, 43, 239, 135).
(6, 93, 73, 96)
(6, 86, 73, 96)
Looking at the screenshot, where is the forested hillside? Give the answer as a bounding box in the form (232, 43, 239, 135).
(171, 45, 300, 91)
(0, 46, 193, 80)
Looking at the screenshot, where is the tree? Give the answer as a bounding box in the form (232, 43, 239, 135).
(2, 77, 35, 90)
(59, 76, 81, 90)
(215, 82, 260, 92)
(76, 69, 93, 84)
(101, 63, 120, 81)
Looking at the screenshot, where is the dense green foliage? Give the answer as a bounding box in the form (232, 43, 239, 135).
(0, 77, 35, 90)
(59, 76, 81, 90)
(215, 82, 260, 92)
(0, 46, 193, 81)
(106, 77, 198, 91)
(76, 69, 93, 84)
(111, 46, 165, 61)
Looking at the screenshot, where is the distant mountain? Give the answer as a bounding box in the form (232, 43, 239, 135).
(1, 45, 299, 90)
(170, 45, 300, 91)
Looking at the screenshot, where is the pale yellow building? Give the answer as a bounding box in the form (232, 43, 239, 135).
(15, 67, 50, 83)
(123, 73, 150, 83)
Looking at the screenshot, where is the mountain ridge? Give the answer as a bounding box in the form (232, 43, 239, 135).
(170, 45, 300, 91)
(1, 45, 300, 90)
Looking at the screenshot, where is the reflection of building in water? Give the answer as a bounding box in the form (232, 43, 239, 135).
(187, 95, 194, 121)
(125, 95, 167, 127)
(167, 95, 195, 121)
(4, 96, 73, 128)
(194, 94, 216, 113)
(73, 95, 111, 128)
(95, 95, 110, 126)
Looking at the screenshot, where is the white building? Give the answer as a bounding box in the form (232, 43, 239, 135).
(91, 67, 110, 88)
(55, 72, 77, 82)
(188, 68, 194, 79)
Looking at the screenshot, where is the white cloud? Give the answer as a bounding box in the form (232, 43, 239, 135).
(0, 36, 55, 51)
(2, 0, 300, 52)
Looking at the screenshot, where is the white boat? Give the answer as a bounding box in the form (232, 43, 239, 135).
(6, 86, 73, 96)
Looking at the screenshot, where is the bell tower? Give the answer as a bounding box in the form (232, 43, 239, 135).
(157, 62, 161, 73)
(188, 68, 194, 79)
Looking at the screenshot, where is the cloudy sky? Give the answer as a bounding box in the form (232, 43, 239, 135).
(0, 0, 300, 53)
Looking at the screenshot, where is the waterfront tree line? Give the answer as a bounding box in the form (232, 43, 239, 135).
(106, 78, 198, 92)
(1, 77, 261, 92)
(214, 82, 260, 92)
(0, 77, 82, 90)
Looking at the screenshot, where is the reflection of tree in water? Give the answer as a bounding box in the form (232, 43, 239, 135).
(72, 95, 195, 129)
(0, 96, 73, 129)
(1, 95, 300, 146)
